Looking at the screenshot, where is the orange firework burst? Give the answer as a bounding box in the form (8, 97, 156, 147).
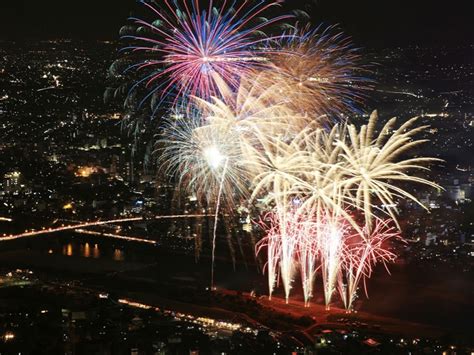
(264, 25, 372, 121)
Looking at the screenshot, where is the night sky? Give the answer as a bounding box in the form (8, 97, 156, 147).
(0, 0, 472, 47)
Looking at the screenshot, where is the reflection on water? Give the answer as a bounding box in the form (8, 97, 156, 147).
(113, 248, 124, 261)
(83, 242, 90, 258)
(53, 241, 124, 262)
(64, 244, 73, 256)
(93, 243, 100, 258)
(20, 234, 159, 264)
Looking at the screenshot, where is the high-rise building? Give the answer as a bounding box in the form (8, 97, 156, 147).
(3, 171, 21, 193)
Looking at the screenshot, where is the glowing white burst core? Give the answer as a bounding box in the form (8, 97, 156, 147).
(203, 146, 226, 169)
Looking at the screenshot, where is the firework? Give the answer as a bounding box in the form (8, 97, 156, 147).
(276, 111, 442, 233)
(317, 212, 350, 309)
(253, 111, 439, 307)
(256, 208, 313, 303)
(247, 123, 363, 237)
(334, 110, 442, 230)
(117, 0, 290, 110)
(157, 70, 317, 210)
(256, 207, 402, 310)
(256, 213, 282, 300)
(113, 1, 440, 310)
(158, 77, 307, 286)
(296, 212, 319, 307)
(262, 25, 372, 120)
(158, 107, 256, 287)
(338, 219, 400, 311)
(158, 112, 249, 209)
(194, 72, 308, 139)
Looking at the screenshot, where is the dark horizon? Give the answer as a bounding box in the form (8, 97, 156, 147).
(0, 0, 472, 47)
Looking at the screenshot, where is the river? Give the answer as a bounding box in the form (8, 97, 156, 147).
(0, 233, 472, 335)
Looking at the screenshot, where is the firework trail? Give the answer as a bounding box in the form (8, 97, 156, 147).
(296, 212, 319, 307)
(317, 213, 350, 309)
(338, 219, 400, 310)
(256, 213, 282, 300)
(194, 72, 306, 138)
(256, 208, 306, 302)
(211, 157, 229, 288)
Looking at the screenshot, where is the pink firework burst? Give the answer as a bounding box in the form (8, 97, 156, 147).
(120, 0, 291, 110)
